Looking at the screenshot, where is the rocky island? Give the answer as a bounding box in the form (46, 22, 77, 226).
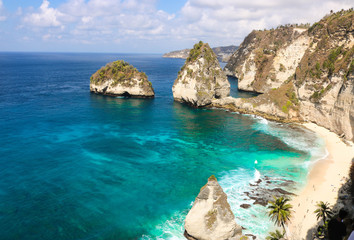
(217, 9, 354, 141)
(90, 60, 154, 98)
(172, 41, 230, 107)
(164, 45, 238, 62)
(184, 176, 243, 240)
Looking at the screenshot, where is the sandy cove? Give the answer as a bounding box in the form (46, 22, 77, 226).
(288, 123, 354, 240)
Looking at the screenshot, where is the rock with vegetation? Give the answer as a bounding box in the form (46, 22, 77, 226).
(184, 175, 243, 240)
(224, 25, 309, 93)
(90, 60, 154, 97)
(220, 9, 354, 141)
(172, 41, 230, 107)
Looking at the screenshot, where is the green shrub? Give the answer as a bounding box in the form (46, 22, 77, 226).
(187, 41, 204, 62)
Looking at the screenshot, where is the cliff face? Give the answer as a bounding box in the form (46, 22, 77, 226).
(295, 10, 354, 140)
(163, 45, 238, 62)
(184, 176, 243, 240)
(172, 41, 230, 107)
(90, 60, 154, 97)
(225, 27, 309, 93)
(222, 9, 354, 141)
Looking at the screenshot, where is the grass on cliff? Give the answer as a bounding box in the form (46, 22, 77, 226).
(90, 60, 148, 87)
(187, 41, 204, 63)
(186, 41, 218, 65)
(293, 9, 353, 101)
(246, 82, 299, 115)
(177, 41, 221, 86)
(232, 26, 299, 91)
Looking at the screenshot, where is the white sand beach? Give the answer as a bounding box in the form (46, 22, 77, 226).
(288, 123, 354, 239)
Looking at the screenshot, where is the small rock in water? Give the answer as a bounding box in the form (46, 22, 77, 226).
(240, 204, 252, 209)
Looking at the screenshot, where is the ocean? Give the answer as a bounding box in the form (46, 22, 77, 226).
(0, 52, 327, 239)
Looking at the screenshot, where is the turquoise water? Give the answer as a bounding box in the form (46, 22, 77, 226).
(0, 53, 326, 239)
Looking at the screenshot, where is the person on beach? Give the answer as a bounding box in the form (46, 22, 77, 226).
(328, 208, 348, 240)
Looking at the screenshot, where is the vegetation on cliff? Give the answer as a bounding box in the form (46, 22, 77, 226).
(242, 81, 299, 116)
(225, 25, 303, 90)
(222, 8, 354, 130)
(180, 41, 225, 87)
(90, 60, 150, 88)
(173, 41, 229, 107)
(293, 9, 354, 102)
(90, 60, 154, 97)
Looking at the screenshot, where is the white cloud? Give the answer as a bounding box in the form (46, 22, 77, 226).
(0, 0, 6, 21)
(42, 33, 51, 40)
(175, 0, 353, 46)
(23, 0, 64, 27)
(13, 0, 353, 52)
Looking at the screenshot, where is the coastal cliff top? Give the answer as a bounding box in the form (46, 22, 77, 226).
(90, 60, 149, 87)
(175, 41, 225, 84)
(294, 9, 353, 90)
(185, 41, 217, 64)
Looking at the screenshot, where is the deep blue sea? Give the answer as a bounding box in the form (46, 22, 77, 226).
(0, 53, 326, 240)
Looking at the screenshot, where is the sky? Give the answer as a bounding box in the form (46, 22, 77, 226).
(0, 0, 352, 53)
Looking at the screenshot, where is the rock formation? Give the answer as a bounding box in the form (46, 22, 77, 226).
(172, 41, 230, 107)
(90, 60, 154, 98)
(184, 175, 243, 240)
(220, 9, 354, 141)
(163, 48, 190, 59)
(163, 45, 238, 62)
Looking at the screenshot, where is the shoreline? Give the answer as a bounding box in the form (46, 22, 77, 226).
(288, 123, 354, 239)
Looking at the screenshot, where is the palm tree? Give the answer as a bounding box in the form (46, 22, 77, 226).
(314, 201, 333, 225)
(266, 229, 285, 240)
(268, 196, 293, 232)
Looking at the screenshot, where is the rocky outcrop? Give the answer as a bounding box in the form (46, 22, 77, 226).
(221, 9, 354, 141)
(163, 49, 190, 59)
(224, 26, 308, 93)
(212, 46, 239, 62)
(163, 45, 238, 62)
(90, 60, 154, 97)
(184, 175, 242, 240)
(172, 41, 230, 107)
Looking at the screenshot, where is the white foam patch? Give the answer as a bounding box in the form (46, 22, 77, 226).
(218, 168, 276, 238)
(141, 166, 299, 240)
(251, 117, 328, 169)
(140, 210, 186, 240)
(253, 169, 261, 183)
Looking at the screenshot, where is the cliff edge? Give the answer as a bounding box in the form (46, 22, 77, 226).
(172, 41, 230, 107)
(90, 60, 154, 98)
(221, 9, 354, 141)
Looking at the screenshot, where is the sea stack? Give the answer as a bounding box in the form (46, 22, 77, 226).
(90, 60, 154, 97)
(172, 41, 230, 107)
(184, 175, 242, 240)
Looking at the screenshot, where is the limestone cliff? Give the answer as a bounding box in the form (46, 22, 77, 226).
(225, 26, 309, 93)
(172, 41, 230, 107)
(184, 175, 243, 240)
(221, 9, 354, 141)
(90, 60, 154, 97)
